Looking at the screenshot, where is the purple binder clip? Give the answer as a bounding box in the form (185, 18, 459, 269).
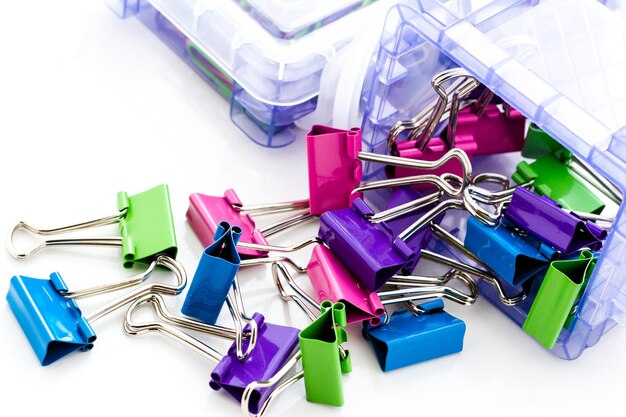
(504, 187, 607, 254)
(124, 293, 300, 415)
(384, 187, 445, 250)
(318, 196, 442, 291)
(210, 314, 300, 413)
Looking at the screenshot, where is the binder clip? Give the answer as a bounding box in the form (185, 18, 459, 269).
(306, 124, 472, 214)
(389, 69, 480, 181)
(522, 123, 571, 160)
(7, 184, 178, 268)
(464, 215, 558, 287)
(362, 300, 466, 372)
(307, 244, 385, 325)
(383, 186, 444, 250)
(187, 190, 312, 258)
(521, 123, 623, 205)
(317, 171, 521, 291)
(504, 187, 607, 254)
(6, 254, 187, 365)
(512, 153, 606, 214)
(523, 251, 597, 349)
(450, 103, 525, 156)
(318, 196, 442, 291)
(124, 293, 301, 415)
(306, 244, 477, 325)
(182, 221, 260, 359)
(182, 221, 242, 324)
(426, 222, 527, 306)
(260, 262, 351, 409)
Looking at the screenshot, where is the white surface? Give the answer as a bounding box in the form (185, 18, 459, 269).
(1, 2, 625, 417)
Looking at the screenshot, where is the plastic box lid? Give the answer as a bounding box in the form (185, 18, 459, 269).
(237, 0, 377, 40)
(361, 0, 626, 359)
(119, 0, 389, 106)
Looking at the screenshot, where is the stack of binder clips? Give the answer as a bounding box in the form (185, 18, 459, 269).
(5, 63, 619, 415)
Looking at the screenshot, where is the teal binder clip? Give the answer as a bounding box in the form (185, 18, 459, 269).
(523, 251, 597, 349)
(6, 255, 186, 365)
(7, 184, 178, 268)
(362, 300, 466, 371)
(464, 216, 558, 287)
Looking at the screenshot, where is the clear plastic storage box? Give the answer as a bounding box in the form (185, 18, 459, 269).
(106, 0, 386, 147)
(360, 0, 626, 359)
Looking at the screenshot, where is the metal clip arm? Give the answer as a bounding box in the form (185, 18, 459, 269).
(6, 210, 127, 259)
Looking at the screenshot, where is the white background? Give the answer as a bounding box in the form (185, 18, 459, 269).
(1, 1, 625, 416)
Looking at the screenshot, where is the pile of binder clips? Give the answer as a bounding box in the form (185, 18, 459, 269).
(5, 68, 618, 416)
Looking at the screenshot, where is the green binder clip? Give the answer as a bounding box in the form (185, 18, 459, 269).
(512, 154, 605, 214)
(299, 300, 351, 406)
(523, 250, 597, 349)
(521, 123, 571, 160)
(7, 184, 178, 268)
(520, 124, 622, 206)
(240, 262, 351, 416)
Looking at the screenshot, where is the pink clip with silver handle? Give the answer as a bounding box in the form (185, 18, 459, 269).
(454, 104, 525, 156)
(392, 137, 478, 182)
(307, 125, 363, 215)
(307, 244, 385, 326)
(187, 190, 311, 258)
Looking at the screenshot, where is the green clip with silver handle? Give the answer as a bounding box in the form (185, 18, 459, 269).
(512, 154, 605, 214)
(521, 123, 572, 160)
(523, 250, 597, 349)
(7, 184, 178, 268)
(299, 300, 351, 407)
(117, 184, 178, 268)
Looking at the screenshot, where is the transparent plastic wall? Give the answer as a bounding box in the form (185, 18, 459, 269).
(360, 0, 626, 359)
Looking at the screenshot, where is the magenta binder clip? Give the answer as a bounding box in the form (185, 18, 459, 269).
(504, 187, 607, 255)
(307, 125, 362, 215)
(187, 190, 310, 258)
(393, 137, 477, 181)
(306, 125, 472, 215)
(307, 244, 385, 325)
(453, 104, 525, 155)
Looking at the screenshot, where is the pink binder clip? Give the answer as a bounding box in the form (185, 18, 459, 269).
(454, 104, 525, 156)
(307, 244, 385, 325)
(287, 247, 478, 327)
(306, 125, 472, 215)
(386, 68, 480, 183)
(393, 137, 478, 181)
(187, 190, 311, 258)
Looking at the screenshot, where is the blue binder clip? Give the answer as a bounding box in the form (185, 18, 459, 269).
(182, 221, 242, 325)
(464, 216, 558, 287)
(362, 300, 466, 372)
(6, 254, 187, 366)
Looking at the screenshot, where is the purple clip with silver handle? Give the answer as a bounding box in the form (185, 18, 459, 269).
(504, 187, 607, 255)
(319, 198, 419, 292)
(210, 313, 300, 414)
